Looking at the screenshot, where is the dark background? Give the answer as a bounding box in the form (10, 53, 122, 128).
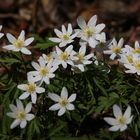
(0, 0, 140, 45)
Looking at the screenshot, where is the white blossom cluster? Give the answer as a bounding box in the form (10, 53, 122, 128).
(104, 38, 140, 75)
(1, 15, 134, 131)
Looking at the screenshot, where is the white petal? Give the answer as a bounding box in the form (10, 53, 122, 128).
(18, 30, 25, 41)
(87, 15, 97, 27)
(89, 38, 98, 48)
(66, 103, 75, 110)
(54, 29, 62, 38)
(110, 53, 116, 60)
(59, 42, 67, 47)
(68, 94, 76, 102)
(78, 64, 85, 72)
(48, 93, 60, 102)
(79, 45, 86, 55)
(70, 32, 78, 39)
(21, 47, 31, 55)
(10, 119, 20, 129)
(126, 116, 133, 124)
(36, 87, 45, 93)
(135, 41, 139, 48)
(68, 23, 72, 34)
(109, 125, 120, 131)
(7, 112, 16, 118)
(43, 77, 50, 84)
(20, 120, 27, 128)
(61, 61, 67, 68)
(25, 102, 32, 113)
(49, 37, 61, 43)
(6, 33, 16, 43)
(61, 87, 68, 99)
(0, 33, 4, 38)
(3, 45, 15, 50)
(123, 106, 131, 119)
(120, 125, 127, 131)
(83, 60, 92, 65)
(77, 16, 86, 29)
(9, 104, 17, 112)
(31, 62, 40, 71)
(16, 99, 24, 110)
(58, 107, 66, 116)
(95, 24, 105, 33)
(62, 25, 66, 33)
(104, 117, 118, 125)
(49, 103, 61, 111)
(24, 37, 34, 46)
(26, 114, 35, 121)
(118, 38, 124, 48)
(31, 93, 37, 104)
(17, 84, 27, 91)
(66, 45, 73, 54)
(84, 53, 93, 59)
(56, 46, 62, 55)
(19, 92, 30, 100)
(103, 50, 112, 55)
(113, 104, 122, 118)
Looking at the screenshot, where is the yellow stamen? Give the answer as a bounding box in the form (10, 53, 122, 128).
(59, 98, 68, 107)
(117, 116, 126, 125)
(127, 55, 133, 63)
(17, 111, 25, 120)
(77, 53, 84, 62)
(39, 67, 48, 76)
(59, 52, 68, 60)
(61, 34, 70, 40)
(133, 48, 140, 54)
(26, 83, 36, 94)
(112, 46, 121, 54)
(13, 39, 24, 48)
(83, 27, 94, 37)
(134, 60, 140, 70)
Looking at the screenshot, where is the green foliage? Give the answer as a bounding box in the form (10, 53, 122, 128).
(1, 36, 140, 140)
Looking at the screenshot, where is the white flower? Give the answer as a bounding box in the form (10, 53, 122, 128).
(104, 38, 124, 60)
(75, 15, 105, 48)
(95, 32, 106, 43)
(49, 24, 78, 47)
(48, 87, 76, 116)
(17, 77, 45, 104)
(0, 25, 4, 39)
(7, 99, 35, 129)
(27, 57, 57, 85)
(124, 54, 140, 75)
(3, 30, 34, 55)
(104, 104, 133, 132)
(54, 45, 75, 69)
(38, 51, 56, 64)
(71, 45, 93, 72)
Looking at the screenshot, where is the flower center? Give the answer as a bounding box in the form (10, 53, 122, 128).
(83, 27, 94, 37)
(134, 60, 140, 70)
(77, 53, 84, 62)
(133, 48, 140, 54)
(62, 34, 70, 40)
(39, 67, 48, 76)
(17, 111, 25, 120)
(45, 53, 52, 62)
(59, 52, 68, 60)
(13, 39, 24, 48)
(127, 55, 133, 63)
(112, 46, 121, 54)
(117, 116, 126, 125)
(26, 83, 36, 93)
(59, 98, 68, 107)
